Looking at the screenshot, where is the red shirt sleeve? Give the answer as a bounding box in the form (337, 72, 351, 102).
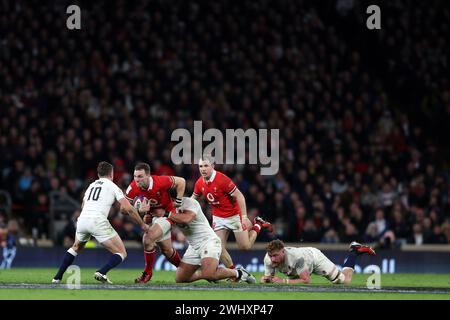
(125, 183, 137, 201)
(157, 175, 175, 190)
(221, 174, 237, 195)
(193, 179, 203, 196)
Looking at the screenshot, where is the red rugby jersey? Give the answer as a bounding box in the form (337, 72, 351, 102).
(125, 175, 176, 213)
(193, 170, 241, 218)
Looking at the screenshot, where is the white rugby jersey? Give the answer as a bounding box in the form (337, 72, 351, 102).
(176, 197, 219, 250)
(264, 247, 316, 277)
(80, 178, 125, 218)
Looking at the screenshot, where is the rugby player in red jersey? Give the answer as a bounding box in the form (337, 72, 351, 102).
(191, 156, 273, 271)
(125, 162, 185, 283)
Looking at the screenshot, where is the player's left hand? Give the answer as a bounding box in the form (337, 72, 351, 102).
(138, 199, 150, 214)
(173, 197, 183, 208)
(270, 276, 285, 284)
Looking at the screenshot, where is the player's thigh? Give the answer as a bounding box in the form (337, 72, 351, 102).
(175, 262, 199, 282)
(100, 235, 126, 256)
(200, 257, 220, 277)
(233, 230, 251, 249)
(215, 229, 229, 247)
(151, 217, 172, 242)
(199, 238, 222, 275)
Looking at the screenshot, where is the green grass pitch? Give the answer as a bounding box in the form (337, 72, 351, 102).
(0, 268, 449, 300)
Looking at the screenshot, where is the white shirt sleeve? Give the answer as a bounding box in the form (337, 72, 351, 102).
(294, 257, 307, 276)
(264, 254, 275, 277)
(110, 181, 125, 202)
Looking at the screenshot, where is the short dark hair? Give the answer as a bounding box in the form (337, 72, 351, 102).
(97, 161, 113, 177)
(266, 239, 285, 253)
(135, 162, 151, 174)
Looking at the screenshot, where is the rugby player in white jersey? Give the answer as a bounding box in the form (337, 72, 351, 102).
(52, 161, 150, 284)
(147, 197, 256, 283)
(261, 239, 376, 285)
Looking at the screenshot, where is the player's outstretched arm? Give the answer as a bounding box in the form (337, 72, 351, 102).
(270, 275, 310, 284)
(119, 198, 149, 232)
(172, 176, 186, 207)
(261, 275, 273, 283)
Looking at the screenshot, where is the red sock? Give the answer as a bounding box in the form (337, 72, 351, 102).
(167, 249, 181, 267)
(252, 224, 261, 235)
(144, 249, 156, 275)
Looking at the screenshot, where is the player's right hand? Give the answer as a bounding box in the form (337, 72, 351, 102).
(143, 214, 152, 224)
(141, 224, 150, 233)
(260, 276, 273, 283)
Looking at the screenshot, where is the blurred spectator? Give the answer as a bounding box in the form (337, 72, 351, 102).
(408, 223, 424, 245)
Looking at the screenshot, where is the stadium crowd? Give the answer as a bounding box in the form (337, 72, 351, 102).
(1, 0, 450, 249)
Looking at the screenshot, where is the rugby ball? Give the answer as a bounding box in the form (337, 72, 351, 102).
(133, 195, 146, 210)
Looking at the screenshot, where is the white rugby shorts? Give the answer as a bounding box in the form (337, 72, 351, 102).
(181, 238, 222, 266)
(212, 215, 244, 232)
(75, 216, 118, 243)
(310, 247, 336, 278)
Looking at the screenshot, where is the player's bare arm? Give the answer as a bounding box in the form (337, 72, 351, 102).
(230, 188, 250, 224)
(191, 193, 199, 200)
(261, 275, 274, 283)
(167, 209, 196, 224)
(119, 198, 150, 232)
(171, 176, 186, 207)
(267, 271, 311, 284)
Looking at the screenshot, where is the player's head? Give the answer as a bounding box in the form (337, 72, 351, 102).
(266, 239, 286, 267)
(97, 161, 114, 180)
(198, 155, 215, 179)
(134, 162, 151, 188)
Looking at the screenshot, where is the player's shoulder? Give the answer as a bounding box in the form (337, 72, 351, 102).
(151, 174, 171, 183)
(181, 197, 200, 210)
(126, 180, 138, 189)
(214, 170, 233, 184)
(194, 176, 203, 184)
(215, 170, 229, 179)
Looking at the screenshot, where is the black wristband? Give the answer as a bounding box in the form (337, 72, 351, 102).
(175, 197, 182, 205)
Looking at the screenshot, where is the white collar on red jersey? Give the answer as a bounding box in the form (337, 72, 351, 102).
(147, 176, 153, 190)
(205, 170, 217, 183)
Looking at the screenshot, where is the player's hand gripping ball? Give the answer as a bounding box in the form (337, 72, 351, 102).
(133, 195, 148, 214)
